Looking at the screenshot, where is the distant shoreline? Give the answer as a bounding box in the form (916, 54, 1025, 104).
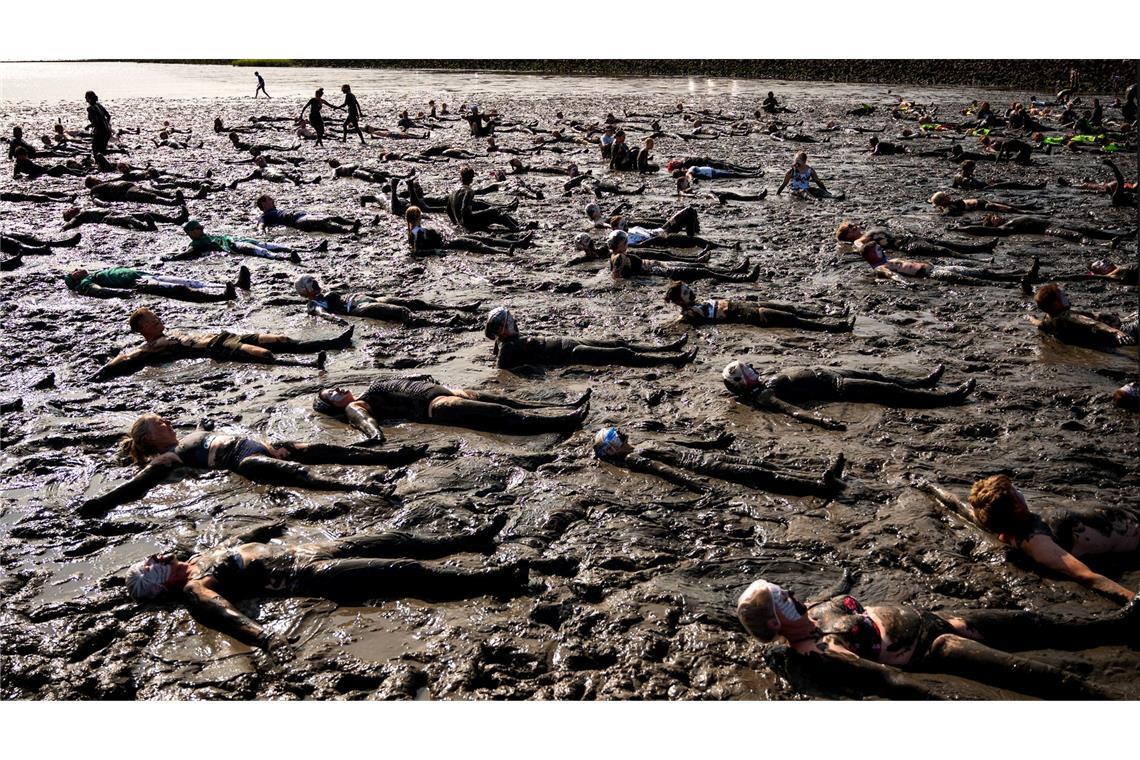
(56, 59, 1136, 93)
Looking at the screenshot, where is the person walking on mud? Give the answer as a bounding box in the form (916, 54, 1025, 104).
(254, 70, 270, 98)
(300, 88, 341, 147)
(340, 84, 366, 144)
(84, 90, 112, 157)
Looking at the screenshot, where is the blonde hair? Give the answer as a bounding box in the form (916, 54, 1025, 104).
(736, 581, 779, 642)
(118, 413, 165, 466)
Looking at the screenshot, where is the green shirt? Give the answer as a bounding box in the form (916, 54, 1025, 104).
(190, 234, 259, 253)
(75, 267, 147, 293)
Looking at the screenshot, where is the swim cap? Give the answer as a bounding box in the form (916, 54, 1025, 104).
(574, 232, 592, 251)
(484, 307, 514, 339)
(722, 360, 760, 394)
(606, 229, 628, 250)
(584, 202, 601, 220)
(294, 274, 320, 298)
(737, 579, 803, 640)
(1089, 259, 1114, 275)
(182, 219, 203, 232)
(125, 557, 172, 602)
(593, 426, 626, 458)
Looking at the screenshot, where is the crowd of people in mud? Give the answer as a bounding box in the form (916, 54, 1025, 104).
(3, 69, 1138, 701)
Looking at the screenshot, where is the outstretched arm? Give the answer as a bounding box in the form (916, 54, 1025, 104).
(663, 432, 736, 450)
(913, 479, 976, 523)
(345, 401, 386, 442)
(305, 301, 349, 326)
(753, 391, 847, 430)
(92, 346, 152, 381)
(80, 456, 177, 515)
(183, 580, 271, 648)
(788, 644, 941, 700)
(1021, 535, 1135, 604)
(622, 453, 707, 493)
(775, 169, 792, 195)
(810, 168, 828, 192)
(77, 283, 134, 299)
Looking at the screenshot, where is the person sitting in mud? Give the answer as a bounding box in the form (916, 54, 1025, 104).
(404, 206, 530, 256)
(835, 220, 1000, 258)
(721, 360, 975, 430)
(928, 191, 1038, 217)
(761, 91, 793, 114)
(79, 413, 428, 515)
(917, 476, 1137, 604)
(567, 232, 709, 266)
(294, 273, 479, 327)
(84, 176, 186, 206)
(953, 214, 1134, 243)
(313, 375, 590, 438)
(229, 132, 301, 153)
(62, 205, 189, 232)
(664, 281, 854, 333)
(447, 166, 523, 233)
(867, 136, 907, 156)
(64, 265, 245, 302)
(256, 194, 360, 235)
(952, 160, 1045, 191)
(92, 307, 350, 380)
(485, 307, 697, 371)
(12, 147, 89, 179)
(980, 135, 1033, 165)
(121, 519, 526, 650)
(1101, 159, 1137, 208)
(5, 126, 40, 158)
(230, 156, 321, 188)
(328, 158, 413, 184)
(608, 231, 759, 284)
(775, 152, 843, 199)
(592, 426, 844, 498)
(168, 219, 320, 263)
(736, 574, 1139, 700)
(1028, 284, 1136, 351)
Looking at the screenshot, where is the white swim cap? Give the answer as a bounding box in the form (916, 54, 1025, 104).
(606, 229, 628, 250)
(125, 557, 172, 602)
(294, 274, 320, 298)
(722, 360, 760, 393)
(574, 232, 593, 251)
(737, 579, 802, 640)
(593, 426, 627, 457)
(484, 306, 515, 339)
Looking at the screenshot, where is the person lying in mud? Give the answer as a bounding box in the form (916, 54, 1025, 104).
(664, 281, 854, 332)
(168, 219, 319, 263)
(567, 232, 709, 266)
(64, 265, 245, 302)
(363, 125, 430, 140)
(1114, 382, 1140, 412)
(485, 307, 697, 371)
(1, 190, 76, 204)
(230, 156, 321, 188)
(79, 413, 427, 515)
(84, 176, 186, 206)
(1, 231, 80, 257)
(92, 307, 349, 380)
(447, 166, 523, 233)
(381, 177, 504, 215)
(665, 157, 763, 174)
(122, 519, 527, 650)
(313, 375, 590, 438)
(404, 205, 530, 256)
(952, 160, 1045, 191)
(678, 164, 764, 184)
(1029, 284, 1137, 351)
(592, 426, 844, 497)
(855, 242, 1038, 288)
(62, 205, 189, 232)
(1101, 159, 1137, 208)
(835, 221, 999, 258)
(229, 132, 301, 153)
(608, 207, 734, 249)
(775, 152, 844, 199)
(11, 148, 89, 179)
(328, 158, 413, 184)
(294, 273, 479, 327)
(867, 136, 907, 156)
(952, 214, 1134, 242)
(256, 195, 360, 235)
(151, 132, 203, 150)
(721, 360, 975, 430)
(736, 574, 1139, 700)
(505, 157, 580, 177)
(927, 191, 1038, 216)
(223, 147, 305, 167)
(916, 475, 1137, 604)
(609, 235, 759, 284)
(1074, 259, 1139, 285)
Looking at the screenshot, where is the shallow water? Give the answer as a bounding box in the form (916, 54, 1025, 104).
(1, 63, 1137, 701)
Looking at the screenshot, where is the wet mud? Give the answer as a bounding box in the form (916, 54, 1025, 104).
(1, 67, 1137, 700)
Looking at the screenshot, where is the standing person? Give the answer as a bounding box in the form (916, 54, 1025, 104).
(300, 88, 341, 147)
(254, 71, 270, 99)
(340, 84, 366, 144)
(85, 91, 112, 157)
